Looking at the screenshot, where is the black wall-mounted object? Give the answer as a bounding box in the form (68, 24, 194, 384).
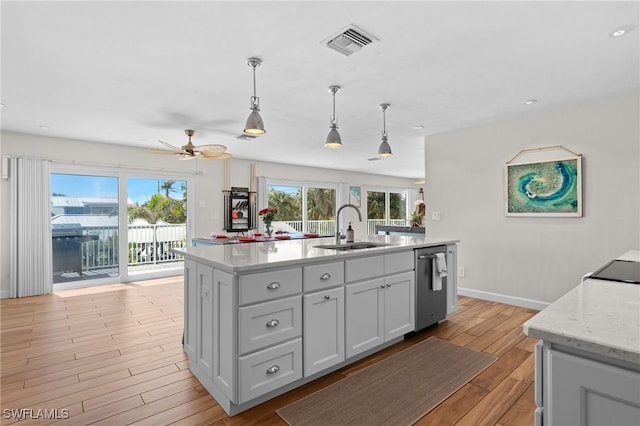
(223, 187, 256, 232)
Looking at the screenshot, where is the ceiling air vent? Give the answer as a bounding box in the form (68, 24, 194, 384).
(324, 25, 377, 57)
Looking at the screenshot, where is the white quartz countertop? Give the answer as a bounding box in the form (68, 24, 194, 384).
(177, 235, 458, 273)
(523, 250, 640, 364)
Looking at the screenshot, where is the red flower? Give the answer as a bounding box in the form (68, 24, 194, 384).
(259, 208, 277, 216)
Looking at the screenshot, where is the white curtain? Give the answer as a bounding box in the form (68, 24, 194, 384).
(9, 158, 53, 297)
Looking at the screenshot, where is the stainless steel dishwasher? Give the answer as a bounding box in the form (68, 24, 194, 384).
(414, 246, 448, 331)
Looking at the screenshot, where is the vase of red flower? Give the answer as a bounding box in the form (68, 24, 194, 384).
(259, 208, 277, 237)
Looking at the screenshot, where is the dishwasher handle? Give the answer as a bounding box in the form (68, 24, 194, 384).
(417, 254, 438, 260)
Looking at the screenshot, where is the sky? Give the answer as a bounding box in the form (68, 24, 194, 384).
(50, 174, 186, 205)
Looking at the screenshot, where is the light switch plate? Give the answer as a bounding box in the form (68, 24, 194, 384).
(432, 211, 441, 221)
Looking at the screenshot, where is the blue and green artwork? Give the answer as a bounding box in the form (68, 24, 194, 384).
(506, 158, 581, 216)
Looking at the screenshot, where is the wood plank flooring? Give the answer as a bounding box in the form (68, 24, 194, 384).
(1, 277, 539, 425)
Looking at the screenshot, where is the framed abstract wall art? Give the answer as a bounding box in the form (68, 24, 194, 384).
(349, 186, 361, 207)
(505, 151, 582, 217)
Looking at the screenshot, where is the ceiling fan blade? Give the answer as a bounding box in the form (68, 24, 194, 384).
(197, 144, 228, 155)
(367, 157, 381, 161)
(200, 152, 232, 160)
(178, 155, 197, 161)
(145, 148, 180, 155)
(158, 140, 182, 151)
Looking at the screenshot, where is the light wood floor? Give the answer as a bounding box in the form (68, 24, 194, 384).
(1, 276, 539, 425)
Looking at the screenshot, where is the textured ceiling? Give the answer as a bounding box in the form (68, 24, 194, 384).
(1, 1, 638, 179)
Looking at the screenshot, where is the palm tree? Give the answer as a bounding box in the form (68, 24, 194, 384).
(160, 180, 177, 197)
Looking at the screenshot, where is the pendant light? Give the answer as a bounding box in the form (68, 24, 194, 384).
(324, 85, 342, 149)
(243, 57, 266, 136)
(377, 103, 393, 158)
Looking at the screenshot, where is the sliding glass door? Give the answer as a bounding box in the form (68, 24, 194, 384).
(126, 177, 187, 277)
(51, 173, 120, 285)
(51, 167, 191, 289)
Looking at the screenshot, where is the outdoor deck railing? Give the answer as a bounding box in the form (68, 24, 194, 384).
(69, 224, 187, 271)
(273, 219, 409, 236)
(56, 219, 410, 275)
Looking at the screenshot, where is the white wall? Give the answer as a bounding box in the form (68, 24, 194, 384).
(425, 91, 640, 305)
(0, 131, 415, 296)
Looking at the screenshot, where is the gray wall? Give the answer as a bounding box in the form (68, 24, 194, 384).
(425, 91, 639, 305)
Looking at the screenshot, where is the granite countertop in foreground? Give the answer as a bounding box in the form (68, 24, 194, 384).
(523, 250, 640, 364)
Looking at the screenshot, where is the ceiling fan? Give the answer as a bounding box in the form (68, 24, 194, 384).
(145, 129, 231, 160)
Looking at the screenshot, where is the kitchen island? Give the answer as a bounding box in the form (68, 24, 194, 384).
(523, 249, 640, 426)
(177, 235, 458, 415)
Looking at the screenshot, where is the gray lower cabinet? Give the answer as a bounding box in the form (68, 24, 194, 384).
(446, 244, 457, 314)
(345, 271, 415, 358)
(303, 286, 345, 376)
(537, 342, 640, 426)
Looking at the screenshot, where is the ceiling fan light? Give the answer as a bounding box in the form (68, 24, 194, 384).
(244, 110, 265, 135)
(325, 126, 342, 148)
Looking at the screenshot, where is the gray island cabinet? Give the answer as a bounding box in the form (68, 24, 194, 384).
(178, 235, 458, 415)
(524, 250, 640, 426)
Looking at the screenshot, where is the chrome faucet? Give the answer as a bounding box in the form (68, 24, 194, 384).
(335, 204, 362, 244)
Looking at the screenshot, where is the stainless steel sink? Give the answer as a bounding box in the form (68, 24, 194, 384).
(314, 242, 393, 251)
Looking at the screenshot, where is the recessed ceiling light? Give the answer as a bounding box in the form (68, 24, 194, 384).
(609, 25, 636, 38)
(413, 125, 424, 130)
(38, 125, 50, 130)
(0, 103, 5, 108)
(523, 99, 538, 105)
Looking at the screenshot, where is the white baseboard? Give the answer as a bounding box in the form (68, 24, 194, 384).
(458, 287, 549, 311)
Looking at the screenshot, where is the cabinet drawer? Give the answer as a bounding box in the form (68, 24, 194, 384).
(345, 255, 384, 282)
(238, 338, 302, 404)
(239, 268, 302, 305)
(239, 295, 302, 354)
(384, 251, 414, 275)
(303, 261, 344, 292)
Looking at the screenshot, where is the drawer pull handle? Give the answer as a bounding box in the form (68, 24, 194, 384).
(266, 365, 280, 374)
(266, 282, 280, 290)
(266, 319, 280, 328)
(324, 295, 331, 301)
(320, 273, 331, 281)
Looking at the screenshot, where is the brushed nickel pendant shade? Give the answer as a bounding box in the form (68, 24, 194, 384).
(377, 103, 393, 158)
(324, 85, 342, 149)
(243, 57, 266, 136)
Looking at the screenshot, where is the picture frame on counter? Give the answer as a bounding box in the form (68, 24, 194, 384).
(504, 154, 582, 217)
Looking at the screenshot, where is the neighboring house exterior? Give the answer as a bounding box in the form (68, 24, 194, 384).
(51, 196, 118, 216)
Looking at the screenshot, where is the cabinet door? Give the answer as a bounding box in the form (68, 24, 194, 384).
(195, 263, 214, 377)
(446, 244, 458, 314)
(547, 348, 640, 426)
(383, 271, 415, 340)
(345, 278, 384, 358)
(212, 269, 235, 402)
(183, 259, 197, 358)
(303, 287, 345, 377)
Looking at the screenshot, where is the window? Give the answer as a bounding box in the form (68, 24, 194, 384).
(265, 181, 337, 236)
(365, 188, 409, 234)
